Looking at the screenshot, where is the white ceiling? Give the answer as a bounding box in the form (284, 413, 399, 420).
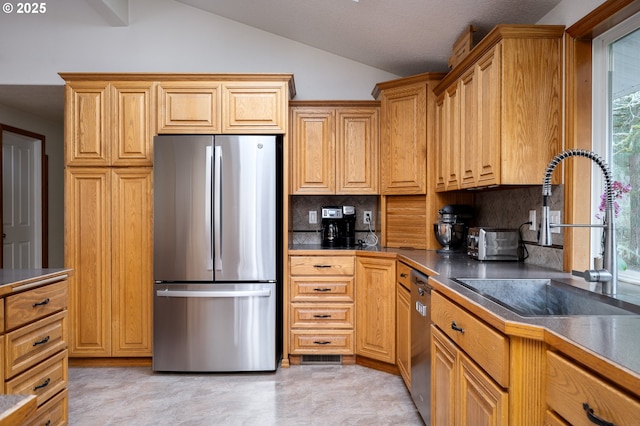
(0, 0, 562, 123)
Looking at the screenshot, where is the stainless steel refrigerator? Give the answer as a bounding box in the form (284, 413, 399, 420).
(152, 134, 280, 372)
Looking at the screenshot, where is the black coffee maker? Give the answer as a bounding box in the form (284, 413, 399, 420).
(340, 205, 356, 247)
(321, 206, 343, 247)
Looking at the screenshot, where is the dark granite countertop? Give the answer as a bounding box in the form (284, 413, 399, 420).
(289, 245, 640, 395)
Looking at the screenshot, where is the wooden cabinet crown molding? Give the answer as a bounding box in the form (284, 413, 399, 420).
(59, 73, 296, 98)
(434, 25, 565, 95)
(372, 72, 446, 100)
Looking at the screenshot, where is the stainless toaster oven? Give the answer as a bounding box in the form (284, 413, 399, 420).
(467, 227, 519, 261)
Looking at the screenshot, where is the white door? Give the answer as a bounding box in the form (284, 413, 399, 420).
(2, 130, 42, 268)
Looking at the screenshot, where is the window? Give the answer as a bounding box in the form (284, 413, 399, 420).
(593, 12, 640, 284)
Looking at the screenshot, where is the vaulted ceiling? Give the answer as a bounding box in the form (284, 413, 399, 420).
(0, 0, 563, 122)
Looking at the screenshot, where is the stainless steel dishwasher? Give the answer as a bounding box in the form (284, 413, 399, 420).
(411, 269, 431, 424)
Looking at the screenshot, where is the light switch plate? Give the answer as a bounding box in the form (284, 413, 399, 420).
(309, 210, 317, 224)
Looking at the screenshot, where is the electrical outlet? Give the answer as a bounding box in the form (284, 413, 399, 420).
(528, 210, 536, 231)
(550, 210, 561, 234)
(308, 210, 317, 224)
(363, 211, 372, 224)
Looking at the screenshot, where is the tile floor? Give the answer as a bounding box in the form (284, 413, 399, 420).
(68, 364, 424, 425)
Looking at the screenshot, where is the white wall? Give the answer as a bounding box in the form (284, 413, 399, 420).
(0, 105, 64, 267)
(0, 0, 398, 99)
(537, 0, 606, 25)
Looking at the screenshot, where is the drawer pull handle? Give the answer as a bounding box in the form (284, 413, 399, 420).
(313, 264, 332, 269)
(33, 298, 50, 307)
(400, 273, 408, 278)
(33, 377, 51, 391)
(583, 403, 615, 426)
(313, 341, 332, 345)
(451, 321, 465, 334)
(313, 288, 332, 292)
(33, 336, 51, 346)
(313, 314, 332, 318)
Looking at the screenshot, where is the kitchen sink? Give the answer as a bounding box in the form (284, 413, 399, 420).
(452, 278, 640, 317)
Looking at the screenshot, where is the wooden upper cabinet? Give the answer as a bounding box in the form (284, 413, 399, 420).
(378, 82, 427, 194)
(157, 82, 221, 134)
(222, 82, 287, 133)
(290, 102, 380, 195)
(65, 80, 154, 166)
(291, 107, 336, 194)
(111, 82, 155, 166)
(65, 81, 110, 166)
(433, 25, 564, 191)
(336, 108, 379, 194)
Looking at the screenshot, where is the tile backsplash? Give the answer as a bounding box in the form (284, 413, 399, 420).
(289, 187, 565, 270)
(473, 185, 564, 270)
(290, 195, 379, 245)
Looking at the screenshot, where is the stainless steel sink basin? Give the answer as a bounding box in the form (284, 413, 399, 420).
(452, 278, 640, 317)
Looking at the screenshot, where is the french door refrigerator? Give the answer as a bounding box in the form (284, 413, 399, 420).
(152, 134, 280, 372)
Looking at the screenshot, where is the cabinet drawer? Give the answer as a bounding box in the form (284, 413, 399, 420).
(290, 256, 354, 276)
(6, 349, 68, 407)
(290, 277, 354, 302)
(290, 330, 354, 355)
(290, 303, 354, 329)
(546, 350, 640, 426)
(5, 280, 68, 331)
(26, 388, 68, 426)
(431, 291, 509, 387)
(397, 262, 412, 290)
(5, 311, 68, 379)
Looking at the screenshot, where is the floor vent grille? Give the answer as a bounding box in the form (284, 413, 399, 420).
(300, 355, 342, 365)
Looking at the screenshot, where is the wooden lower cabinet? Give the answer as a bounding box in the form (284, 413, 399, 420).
(432, 326, 508, 426)
(355, 256, 396, 363)
(65, 167, 152, 357)
(288, 256, 355, 356)
(396, 262, 412, 387)
(1, 276, 70, 425)
(546, 350, 640, 425)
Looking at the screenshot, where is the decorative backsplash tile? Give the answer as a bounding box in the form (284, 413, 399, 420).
(290, 195, 379, 245)
(473, 185, 565, 270)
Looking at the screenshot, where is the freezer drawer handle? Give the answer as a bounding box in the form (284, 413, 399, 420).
(156, 289, 271, 298)
(313, 287, 332, 292)
(451, 321, 465, 334)
(313, 264, 332, 269)
(313, 341, 332, 345)
(313, 314, 332, 319)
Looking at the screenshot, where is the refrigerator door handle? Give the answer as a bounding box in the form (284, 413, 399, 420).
(156, 289, 272, 298)
(213, 145, 223, 271)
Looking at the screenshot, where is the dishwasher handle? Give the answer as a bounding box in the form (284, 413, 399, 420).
(156, 289, 271, 298)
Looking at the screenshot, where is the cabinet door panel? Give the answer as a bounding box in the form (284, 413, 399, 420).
(222, 82, 286, 133)
(65, 82, 110, 166)
(460, 69, 478, 188)
(432, 326, 456, 426)
(355, 257, 396, 363)
(336, 108, 379, 194)
(291, 108, 335, 194)
(380, 85, 427, 194)
(111, 82, 154, 166)
(157, 82, 221, 133)
(111, 168, 153, 356)
(459, 350, 509, 426)
(65, 169, 111, 356)
(396, 282, 411, 387)
(476, 44, 501, 186)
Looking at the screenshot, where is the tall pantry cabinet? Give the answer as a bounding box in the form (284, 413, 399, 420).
(62, 73, 295, 360)
(63, 78, 154, 357)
